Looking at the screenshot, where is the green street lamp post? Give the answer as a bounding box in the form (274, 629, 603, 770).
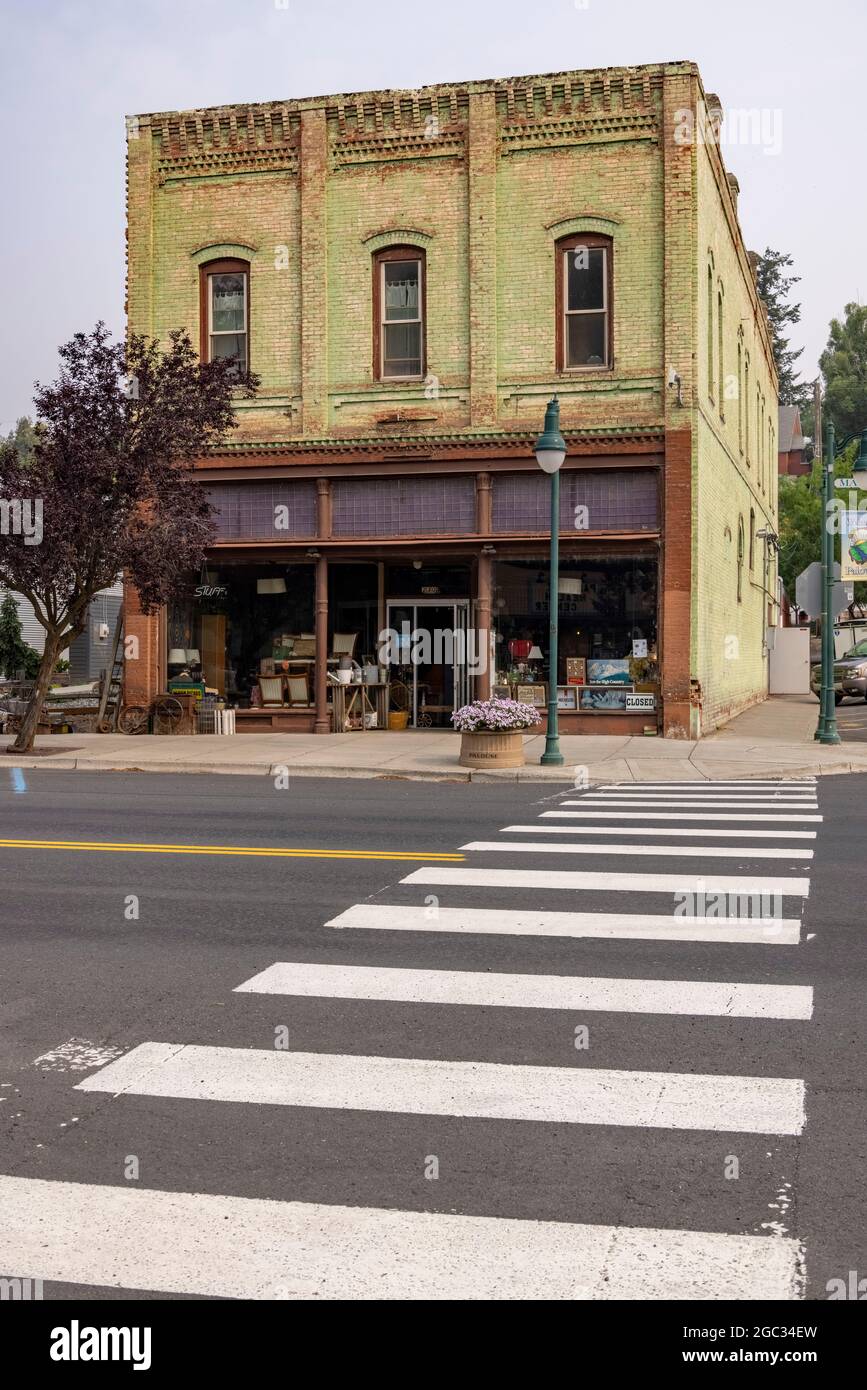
(815, 421, 867, 745)
(535, 396, 567, 766)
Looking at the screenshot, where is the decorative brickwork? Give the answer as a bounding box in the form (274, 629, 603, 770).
(125, 61, 778, 733)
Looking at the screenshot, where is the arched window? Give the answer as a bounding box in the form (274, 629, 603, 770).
(707, 265, 715, 400)
(744, 356, 750, 463)
(737, 340, 743, 453)
(737, 516, 745, 603)
(556, 234, 613, 370)
(200, 258, 249, 376)
(749, 508, 756, 571)
(373, 245, 426, 380)
(717, 286, 724, 417)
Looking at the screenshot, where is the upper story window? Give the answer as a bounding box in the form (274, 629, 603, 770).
(374, 247, 425, 379)
(707, 263, 715, 400)
(557, 235, 612, 370)
(201, 259, 249, 377)
(717, 287, 724, 418)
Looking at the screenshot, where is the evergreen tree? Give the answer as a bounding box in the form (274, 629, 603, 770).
(754, 248, 806, 407)
(0, 593, 33, 679)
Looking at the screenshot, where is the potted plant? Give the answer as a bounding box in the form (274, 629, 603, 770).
(452, 697, 541, 769)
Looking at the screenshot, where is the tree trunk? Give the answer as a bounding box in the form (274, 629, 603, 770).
(10, 629, 63, 753)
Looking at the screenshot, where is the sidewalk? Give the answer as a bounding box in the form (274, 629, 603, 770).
(3, 695, 866, 783)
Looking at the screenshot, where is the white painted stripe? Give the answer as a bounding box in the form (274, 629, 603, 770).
(0, 1175, 804, 1300)
(520, 824, 816, 840)
(236, 961, 813, 1019)
(461, 840, 814, 861)
(552, 810, 822, 823)
(326, 903, 802, 945)
(402, 867, 811, 897)
(32, 1039, 125, 1073)
(76, 1042, 806, 1134)
(599, 781, 816, 788)
(578, 795, 816, 806)
(570, 800, 818, 810)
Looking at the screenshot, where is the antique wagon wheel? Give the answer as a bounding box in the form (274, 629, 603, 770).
(118, 704, 149, 735)
(152, 696, 184, 735)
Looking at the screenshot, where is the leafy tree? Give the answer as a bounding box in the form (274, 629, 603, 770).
(2, 417, 39, 464)
(0, 593, 33, 678)
(777, 467, 822, 598)
(777, 440, 866, 605)
(0, 323, 256, 752)
(754, 248, 806, 407)
(819, 302, 867, 440)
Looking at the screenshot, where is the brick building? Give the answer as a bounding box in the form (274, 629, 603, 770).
(124, 61, 778, 737)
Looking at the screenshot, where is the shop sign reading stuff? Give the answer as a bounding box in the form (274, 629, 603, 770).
(195, 585, 228, 599)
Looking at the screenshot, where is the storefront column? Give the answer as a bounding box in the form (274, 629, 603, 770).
(476, 551, 492, 701)
(314, 554, 329, 733)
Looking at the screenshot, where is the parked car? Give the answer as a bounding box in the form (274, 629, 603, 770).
(810, 638, 867, 703)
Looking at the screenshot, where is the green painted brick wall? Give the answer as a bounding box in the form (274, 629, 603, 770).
(126, 62, 779, 734)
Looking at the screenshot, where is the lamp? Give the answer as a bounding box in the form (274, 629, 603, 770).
(528, 645, 543, 662)
(535, 397, 566, 765)
(168, 649, 187, 666)
(534, 395, 566, 474)
(186, 649, 201, 665)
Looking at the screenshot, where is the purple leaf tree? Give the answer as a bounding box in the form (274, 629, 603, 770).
(0, 323, 257, 752)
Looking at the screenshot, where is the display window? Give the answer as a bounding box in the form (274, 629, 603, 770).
(491, 553, 658, 694)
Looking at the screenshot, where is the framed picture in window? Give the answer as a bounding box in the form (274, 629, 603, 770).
(556, 685, 578, 711)
(492, 684, 512, 700)
(516, 683, 547, 709)
(580, 686, 631, 711)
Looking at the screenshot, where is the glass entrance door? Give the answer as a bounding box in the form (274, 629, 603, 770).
(385, 599, 471, 727)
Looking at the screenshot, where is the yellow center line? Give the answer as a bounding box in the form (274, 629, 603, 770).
(0, 838, 464, 862)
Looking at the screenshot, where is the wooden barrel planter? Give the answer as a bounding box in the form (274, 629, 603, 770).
(459, 729, 525, 769)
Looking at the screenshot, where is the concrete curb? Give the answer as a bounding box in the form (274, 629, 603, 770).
(2, 755, 865, 783)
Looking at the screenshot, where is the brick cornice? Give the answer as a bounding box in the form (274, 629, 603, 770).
(199, 425, 665, 468)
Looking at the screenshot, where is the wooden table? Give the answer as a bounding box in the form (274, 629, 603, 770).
(331, 682, 389, 732)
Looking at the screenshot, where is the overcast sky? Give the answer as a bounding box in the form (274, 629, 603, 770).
(1, 0, 864, 431)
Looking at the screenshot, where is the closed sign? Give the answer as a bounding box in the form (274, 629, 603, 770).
(626, 693, 656, 711)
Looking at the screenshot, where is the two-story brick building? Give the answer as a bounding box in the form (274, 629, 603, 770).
(124, 61, 778, 737)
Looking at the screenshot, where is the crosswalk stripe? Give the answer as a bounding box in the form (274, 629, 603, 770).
(599, 781, 816, 788)
(76, 1042, 806, 1134)
(235, 961, 813, 1019)
(461, 840, 814, 861)
(513, 824, 817, 840)
(578, 795, 816, 806)
(325, 902, 802, 945)
(549, 810, 822, 823)
(0, 1175, 804, 1300)
(567, 799, 818, 810)
(403, 867, 811, 896)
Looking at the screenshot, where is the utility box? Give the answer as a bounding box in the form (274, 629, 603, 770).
(769, 627, 811, 693)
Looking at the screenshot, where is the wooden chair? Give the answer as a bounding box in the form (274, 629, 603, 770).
(286, 673, 310, 706)
(259, 676, 285, 706)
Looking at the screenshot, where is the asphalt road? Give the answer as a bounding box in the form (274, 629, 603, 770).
(836, 697, 867, 741)
(0, 767, 864, 1301)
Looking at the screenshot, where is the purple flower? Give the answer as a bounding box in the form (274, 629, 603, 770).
(451, 697, 542, 733)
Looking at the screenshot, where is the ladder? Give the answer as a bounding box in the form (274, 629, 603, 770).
(96, 603, 125, 732)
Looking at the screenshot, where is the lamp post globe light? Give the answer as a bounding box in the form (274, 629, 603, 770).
(816, 421, 867, 746)
(534, 396, 567, 766)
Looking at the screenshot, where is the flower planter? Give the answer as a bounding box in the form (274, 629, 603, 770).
(459, 729, 525, 769)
